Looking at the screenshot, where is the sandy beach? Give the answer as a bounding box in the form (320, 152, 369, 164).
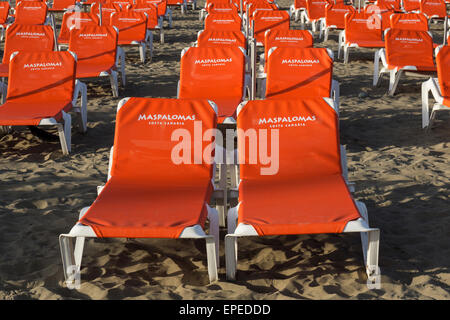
(0, 0, 449, 300)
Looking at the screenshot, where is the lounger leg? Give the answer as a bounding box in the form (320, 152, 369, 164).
(59, 235, 82, 288)
(78, 82, 88, 133)
(331, 80, 340, 113)
(139, 44, 146, 63)
(205, 236, 218, 282)
(219, 163, 227, 227)
(167, 9, 173, 29)
(421, 80, 431, 129)
(344, 45, 350, 64)
(109, 70, 119, 98)
(388, 70, 402, 96)
(364, 229, 381, 287)
(373, 49, 381, 86)
(429, 106, 438, 130)
(337, 31, 344, 60)
(160, 28, 164, 44)
(225, 234, 238, 280)
(227, 206, 238, 234)
(57, 111, 72, 155)
(118, 47, 126, 86)
(207, 205, 220, 267)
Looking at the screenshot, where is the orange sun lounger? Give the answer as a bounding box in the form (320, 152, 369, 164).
(137, 0, 173, 29)
(204, 12, 243, 31)
(199, 1, 239, 21)
(259, 28, 314, 72)
(320, 2, 355, 41)
(91, 2, 121, 26)
(13, 1, 50, 26)
(338, 11, 384, 64)
(128, 3, 165, 43)
(57, 11, 100, 49)
(0, 2, 11, 41)
(421, 45, 450, 129)
(260, 47, 340, 110)
(69, 25, 125, 97)
(0, 51, 87, 154)
(300, 0, 328, 33)
(178, 46, 247, 123)
(225, 99, 380, 283)
(403, 0, 421, 12)
(373, 28, 436, 96)
(59, 97, 220, 285)
(110, 11, 153, 63)
(0, 24, 55, 79)
(290, 0, 307, 22)
(389, 12, 429, 31)
(196, 29, 247, 49)
(252, 9, 290, 45)
(420, 0, 447, 23)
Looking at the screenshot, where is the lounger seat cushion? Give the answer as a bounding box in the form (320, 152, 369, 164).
(78, 177, 213, 238)
(0, 101, 72, 126)
(76, 63, 116, 78)
(237, 174, 361, 236)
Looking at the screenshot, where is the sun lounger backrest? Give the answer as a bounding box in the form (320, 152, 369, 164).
(385, 28, 434, 69)
(137, 0, 167, 17)
(365, 4, 393, 31)
(390, 13, 429, 31)
(208, 2, 239, 15)
(345, 11, 382, 43)
(197, 30, 247, 48)
(109, 0, 134, 8)
(127, 3, 159, 29)
(69, 25, 117, 66)
(436, 46, 450, 99)
(248, 2, 278, 18)
(253, 10, 289, 44)
(264, 29, 313, 67)
(420, 0, 446, 19)
(294, 0, 307, 9)
(91, 2, 121, 25)
(204, 13, 242, 31)
(3, 24, 54, 64)
(179, 46, 245, 101)
(110, 98, 217, 181)
(403, 0, 421, 11)
(59, 11, 100, 43)
(266, 47, 332, 99)
(6, 51, 76, 104)
(305, 0, 327, 20)
(14, 1, 48, 25)
(51, 0, 77, 10)
(110, 11, 147, 42)
(0, 2, 10, 24)
(237, 99, 342, 180)
(376, 0, 401, 11)
(325, 3, 355, 29)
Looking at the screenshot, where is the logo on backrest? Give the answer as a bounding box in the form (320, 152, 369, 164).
(194, 58, 233, 66)
(274, 36, 304, 41)
(281, 58, 320, 66)
(23, 62, 63, 71)
(138, 113, 196, 125)
(207, 38, 237, 43)
(15, 32, 46, 38)
(258, 115, 317, 128)
(79, 33, 108, 37)
(394, 37, 424, 42)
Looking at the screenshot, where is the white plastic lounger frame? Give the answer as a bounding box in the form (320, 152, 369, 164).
(59, 98, 220, 286)
(421, 46, 449, 129)
(258, 47, 340, 111)
(225, 97, 381, 285)
(300, 9, 320, 33)
(290, 3, 306, 22)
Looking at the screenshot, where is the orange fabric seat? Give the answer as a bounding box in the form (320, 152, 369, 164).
(0, 2, 10, 25)
(138, 0, 167, 17)
(197, 29, 247, 49)
(385, 29, 436, 72)
(420, 0, 447, 19)
(179, 46, 245, 123)
(204, 12, 242, 31)
(235, 99, 360, 236)
(305, 0, 327, 22)
(238, 175, 360, 235)
(127, 3, 160, 29)
(344, 11, 384, 48)
(78, 97, 217, 238)
(57, 11, 100, 46)
(403, 0, 421, 11)
(91, 2, 121, 26)
(0, 24, 55, 78)
(49, 0, 77, 11)
(390, 13, 429, 31)
(208, 2, 239, 15)
(265, 47, 333, 99)
(0, 101, 72, 126)
(252, 10, 290, 44)
(324, 3, 355, 29)
(13, 1, 48, 25)
(110, 11, 148, 45)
